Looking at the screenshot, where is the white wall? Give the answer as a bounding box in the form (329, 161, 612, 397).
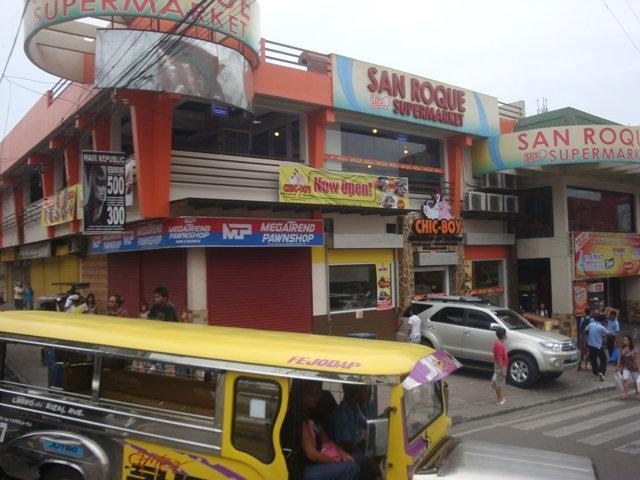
(186, 248, 207, 323)
(312, 247, 327, 317)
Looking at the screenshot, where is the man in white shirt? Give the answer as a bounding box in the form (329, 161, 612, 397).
(407, 305, 422, 344)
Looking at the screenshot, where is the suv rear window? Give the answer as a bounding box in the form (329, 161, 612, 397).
(406, 303, 432, 316)
(431, 307, 465, 325)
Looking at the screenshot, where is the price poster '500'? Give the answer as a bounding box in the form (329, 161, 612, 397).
(82, 151, 127, 234)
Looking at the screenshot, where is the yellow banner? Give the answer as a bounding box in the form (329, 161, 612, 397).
(279, 165, 409, 209)
(575, 232, 640, 279)
(376, 262, 393, 310)
(41, 185, 77, 227)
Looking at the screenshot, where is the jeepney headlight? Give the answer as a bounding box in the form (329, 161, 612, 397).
(539, 341, 562, 352)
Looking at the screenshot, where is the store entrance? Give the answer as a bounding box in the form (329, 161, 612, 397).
(518, 258, 551, 313)
(414, 268, 449, 297)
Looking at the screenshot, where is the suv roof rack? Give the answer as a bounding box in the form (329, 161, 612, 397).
(418, 295, 486, 304)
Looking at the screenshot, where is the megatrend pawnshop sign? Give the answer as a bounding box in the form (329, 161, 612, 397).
(473, 125, 640, 175)
(89, 217, 324, 254)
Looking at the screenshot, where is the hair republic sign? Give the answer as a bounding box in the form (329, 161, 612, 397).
(90, 217, 324, 254)
(332, 55, 500, 137)
(411, 194, 463, 239)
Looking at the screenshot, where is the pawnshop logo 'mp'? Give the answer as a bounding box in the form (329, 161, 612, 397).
(222, 223, 252, 240)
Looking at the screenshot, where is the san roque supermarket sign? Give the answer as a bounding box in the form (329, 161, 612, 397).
(473, 125, 640, 175)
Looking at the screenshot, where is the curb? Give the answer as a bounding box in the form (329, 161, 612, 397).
(451, 382, 617, 425)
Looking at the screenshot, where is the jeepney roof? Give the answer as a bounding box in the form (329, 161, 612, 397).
(0, 311, 431, 384)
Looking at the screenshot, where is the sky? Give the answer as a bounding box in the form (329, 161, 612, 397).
(1, 0, 639, 140)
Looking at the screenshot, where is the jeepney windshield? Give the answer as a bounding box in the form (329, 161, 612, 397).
(404, 381, 443, 440)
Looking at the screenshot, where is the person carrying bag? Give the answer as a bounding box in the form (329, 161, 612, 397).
(615, 334, 640, 400)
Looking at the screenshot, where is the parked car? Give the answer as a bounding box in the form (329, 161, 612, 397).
(398, 296, 579, 388)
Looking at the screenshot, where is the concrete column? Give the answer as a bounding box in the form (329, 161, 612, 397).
(311, 246, 327, 317)
(187, 248, 208, 324)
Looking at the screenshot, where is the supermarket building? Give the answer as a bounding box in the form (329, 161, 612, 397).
(1, 0, 531, 337)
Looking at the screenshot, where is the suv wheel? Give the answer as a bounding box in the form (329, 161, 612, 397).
(508, 353, 539, 388)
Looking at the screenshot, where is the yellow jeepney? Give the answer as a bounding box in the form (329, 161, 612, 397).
(0, 311, 458, 479)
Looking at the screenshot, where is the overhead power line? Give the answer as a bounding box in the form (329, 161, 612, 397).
(625, 0, 640, 25)
(0, 1, 30, 83)
(602, 0, 640, 56)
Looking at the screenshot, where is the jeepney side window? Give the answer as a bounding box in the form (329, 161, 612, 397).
(2, 342, 94, 396)
(99, 359, 219, 417)
(232, 377, 281, 463)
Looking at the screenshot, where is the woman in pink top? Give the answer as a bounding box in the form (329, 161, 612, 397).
(616, 335, 640, 400)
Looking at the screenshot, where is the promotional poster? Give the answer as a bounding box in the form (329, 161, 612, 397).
(83, 151, 127, 234)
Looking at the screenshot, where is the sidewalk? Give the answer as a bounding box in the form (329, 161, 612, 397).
(447, 366, 616, 424)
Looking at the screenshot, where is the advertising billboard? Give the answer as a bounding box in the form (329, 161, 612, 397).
(279, 165, 409, 209)
(95, 30, 253, 111)
(473, 125, 640, 175)
(90, 217, 324, 254)
(332, 55, 500, 137)
(574, 231, 640, 279)
(83, 151, 127, 234)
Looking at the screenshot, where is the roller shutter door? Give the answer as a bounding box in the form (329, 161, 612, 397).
(59, 255, 79, 284)
(206, 248, 312, 332)
(140, 250, 188, 317)
(108, 252, 141, 311)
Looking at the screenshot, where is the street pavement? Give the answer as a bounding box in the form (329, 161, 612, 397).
(451, 390, 640, 480)
(447, 364, 616, 424)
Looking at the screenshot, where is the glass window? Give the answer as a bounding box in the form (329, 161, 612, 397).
(472, 261, 501, 290)
(403, 381, 443, 440)
(232, 377, 281, 464)
(494, 310, 534, 330)
(329, 265, 378, 312)
(3, 343, 93, 396)
(465, 310, 494, 330)
(29, 171, 43, 203)
(567, 187, 634, 233)
(99, 359, 218, 417)
(415, 270, 446, 296)
(515, 187, 554, 238)
(431, 307, 465, 325)
(338, 125, 442, 195)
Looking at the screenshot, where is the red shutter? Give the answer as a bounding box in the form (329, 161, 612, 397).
(207, 248, 312, 332)
(108, 252, 141, 313)
(140, 249, 188, 317)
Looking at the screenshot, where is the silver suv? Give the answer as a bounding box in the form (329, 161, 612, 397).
(398, 297, 579, 388)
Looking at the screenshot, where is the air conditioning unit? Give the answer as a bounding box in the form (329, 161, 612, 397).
(481, 172, 501, 189)
(465, 192, 487, 211)
(504, 195, 519, 213)
(502, 173, 517, 190)
(486, 193, 504, 212)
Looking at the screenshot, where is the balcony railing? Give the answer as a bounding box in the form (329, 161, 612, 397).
(259, 39, 331, 74)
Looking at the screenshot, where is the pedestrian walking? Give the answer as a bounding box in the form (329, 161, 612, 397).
(148, 286, 179, 322)
(23, 284, 34, 310)
(107, 295, 129, 317)
(585, 315, 609, 381)
(577, 308, 593, 371)
(491, 327, 509, 406)
(13, 281, 24, 310)
(606, 310, 620, 360)
(66, 295, 86, 314)
(616, 335, 640, 400)
(85, 293, 97, 314)
(407, 305, 422, 344)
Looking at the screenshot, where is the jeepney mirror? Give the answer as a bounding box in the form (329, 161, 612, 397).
(365, 417, 389, 457)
